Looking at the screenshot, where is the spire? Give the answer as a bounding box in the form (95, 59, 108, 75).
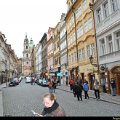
(25, 33, 27, 39)
(24, 32, 28, 43)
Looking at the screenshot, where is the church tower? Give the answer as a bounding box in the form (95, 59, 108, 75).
(22, 34, 34, 76)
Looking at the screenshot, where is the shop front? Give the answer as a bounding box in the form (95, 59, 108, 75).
(111, 66, 120, 95)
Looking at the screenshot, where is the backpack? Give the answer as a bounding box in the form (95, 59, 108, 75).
(83, 83, 89, 91)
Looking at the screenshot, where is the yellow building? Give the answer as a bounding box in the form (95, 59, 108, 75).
(66, 0, 98, 89)
(53, 22, 61, 74)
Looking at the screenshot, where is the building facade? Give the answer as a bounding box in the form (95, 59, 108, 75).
(59, 13, 68, 85)
(40, 33, 48, 79)
(93, 0, 120, 95)
(47, 27, 54, 78)
(35, 42, 42, 79)
(22, 35, 34, 76)
(66, 0, 98, 90)
(0, 31, 18, 84)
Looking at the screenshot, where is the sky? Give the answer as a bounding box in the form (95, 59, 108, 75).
(0, 0, 67, 58)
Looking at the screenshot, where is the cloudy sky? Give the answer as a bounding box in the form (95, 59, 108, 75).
(0, 0, 67, 58)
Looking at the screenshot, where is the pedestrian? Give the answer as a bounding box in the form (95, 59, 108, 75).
(52, 80, 56, 93)
(69, 78, 74, 90)
(93, 79, 100, 100)
(71, 82, 76, 97)
(110, 78, 116, 96)
(48, 79, 53, 93)
(83, 81, 89, 99)
(40, 93, 66, 117)
(31, 76, 35, 85)
(101, 78, 107, 93)
(74, 82, 83, 101)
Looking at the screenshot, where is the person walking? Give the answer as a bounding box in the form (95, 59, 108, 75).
(74, 82, 83, 101)
(52, 80, 56, 93)
(93, 79, 100, 100)
(31, 76, 35, 85)
(111, 78, 116, 96)
(48, 79, 53, 93)
(40, 93, 66, 117)
(71, 82, 77, 97)
(83, 81, 89, 99)
(69, 79, 74, 91)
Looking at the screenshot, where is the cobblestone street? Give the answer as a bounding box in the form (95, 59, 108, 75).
(1, 80, 120, 116)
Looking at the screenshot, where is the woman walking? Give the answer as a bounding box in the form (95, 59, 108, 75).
(83, 81, 89, 99)
(94, 79, 100, 100)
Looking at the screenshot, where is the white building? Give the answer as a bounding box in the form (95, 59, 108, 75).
(35, 42, 42, 78)
(93, 0, 120, 95)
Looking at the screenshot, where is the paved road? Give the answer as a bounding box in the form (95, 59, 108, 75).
(2, 80, 120, 116)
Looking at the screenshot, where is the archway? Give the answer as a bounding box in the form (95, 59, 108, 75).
(111, 66, 120, 95)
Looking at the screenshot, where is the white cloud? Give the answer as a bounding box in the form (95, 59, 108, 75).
(0, 0, 67, 58)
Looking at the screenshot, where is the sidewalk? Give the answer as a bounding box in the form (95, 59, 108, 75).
(0, 83, 8, 116)
(56, 85, 120, 105)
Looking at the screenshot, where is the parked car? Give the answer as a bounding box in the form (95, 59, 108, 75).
(18, 76, 22, 83)
(37, 79, 43, 85)
(25, 77, 31, 83)
(41, 79, 48, 87)
(9, 78, 19, 87)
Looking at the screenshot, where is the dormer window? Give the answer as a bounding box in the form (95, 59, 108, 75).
(26, 46, 28, 49)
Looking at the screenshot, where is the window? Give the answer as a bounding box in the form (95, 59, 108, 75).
(91, 43, 95, 56)
(77, 26, 83, 39)
(82, 48, 85, 59)
(79, 48, 85, 61)
(68, 35, 72, 46)
(84, 18, 92, 33)
(73, 32, 76, 42)
(74, 52, 77, 62)
(60, 41, 66, 51)
(26, 46, 28, 49)
(111, 0, 118, 12)
(86, 45, 90, 58)
(72, 0, 76, 4)
(100, 39, 106, 55)
(75, 6, 82, 20)
(96, 8, 102, 23)
(107, 35, 113, 53)
(26, 54, 28, 58)
(69, 16, 74, 28)
(115, 31, 120, 51)
(103, 1, 109, 18)
(83, 0, 87, 11)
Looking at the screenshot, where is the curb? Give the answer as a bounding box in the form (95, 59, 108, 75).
(56, 87, 120, 105)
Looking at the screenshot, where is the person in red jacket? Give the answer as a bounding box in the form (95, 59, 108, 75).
(69, 79, 74, 90)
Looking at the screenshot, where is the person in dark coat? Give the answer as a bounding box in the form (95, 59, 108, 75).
(111, 78, 116, 96)
(74, 82, 83, 101)
(71, 82, 77, 97)
(41, 93, 66, 117)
